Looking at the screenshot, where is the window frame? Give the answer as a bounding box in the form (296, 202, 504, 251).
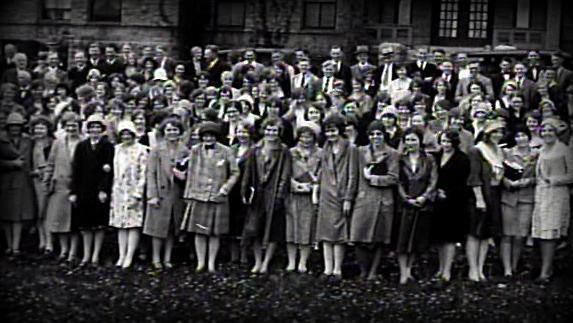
(215, 0, 247, 28)
(40, 0, 72, 23)
(88, 0, 122, 23)
(302, 0, 337, 30)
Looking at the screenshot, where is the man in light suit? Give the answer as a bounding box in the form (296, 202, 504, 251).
(291, 56, 320, 99)
(455, 61, 494, 102)
(233, 48, 265, 80)
(320, 60, 341, 95)
(350, 45, 375, 81)
(373, 45, 398, 95)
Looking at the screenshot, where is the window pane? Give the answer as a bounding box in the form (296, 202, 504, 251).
(217, 1, 246, 26)
(90, 0, 121, 22)
(320, 4, 336, 28)
(304, 3, 321, 27)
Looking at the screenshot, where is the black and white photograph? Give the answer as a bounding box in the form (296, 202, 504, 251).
(0, 0, 573, 321)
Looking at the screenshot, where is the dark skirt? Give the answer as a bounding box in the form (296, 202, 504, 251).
(395, 205, 431, 254)
(431, 196, 470, 243)
(468, 186, 502, 239)
(183, 199, 229, 236)
(71, 198, 110, 231)
(242, 193, 286, 244)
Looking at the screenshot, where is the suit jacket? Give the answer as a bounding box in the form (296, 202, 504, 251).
(185, 59, 207, 85)
(99, 59, 125, 78)
(556, 67, 573, 92)
(373, 63, 398, 94)
(0, 56, 16, 78)
(67, 66, 90, 90)
(1, 67, 19, 85)
(526, 65, 543, 82)
(333, 61, 353, 94)
(431, 73, 458, 102)
(290, 72, 321, 99)
(350, 62, 375, 81)
(407, 61, 439, 79)
(206, 58, 231, 87)
(490, 72, 514, 99)
(88, 58, 106, 72)
(455, 74, 494, 102)
(514, 77, 536, 110)
(233, 61, 265, 79)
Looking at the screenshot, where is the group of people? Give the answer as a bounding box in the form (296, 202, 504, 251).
(0, 41, 572, 285)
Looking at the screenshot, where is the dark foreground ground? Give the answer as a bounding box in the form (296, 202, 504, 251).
(1, 231, 572, 322)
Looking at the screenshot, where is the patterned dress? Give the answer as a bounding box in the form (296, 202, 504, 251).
(110, 142, 149, 228)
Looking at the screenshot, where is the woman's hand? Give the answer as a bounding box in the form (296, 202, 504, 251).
(363, 165, 373, 181)
(172, 167, 186, 180)
(343, 200, 352, 217)
(98, 191, 108, 203)
(476, 199, 486, 211)
(147, 197, 160, 208)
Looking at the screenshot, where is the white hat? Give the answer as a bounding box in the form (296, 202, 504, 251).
(116, 120, 137, 136)
(153, 68, 168, 81)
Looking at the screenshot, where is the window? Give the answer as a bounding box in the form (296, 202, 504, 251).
(216, 0, 246, 27)
(438, 0, 459, 38)
(433, 0, 491, 46)
(42, 0, 72, 21)
(89, 0, 121, 22)
(468, 0, 488, 39)
(303, 0, 336, 29)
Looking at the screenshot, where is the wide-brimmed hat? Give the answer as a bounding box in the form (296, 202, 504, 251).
(153, 68, 168, 81)
(117, 120, 137, 136)
(483, 120, 505, 134)
(381, 106, 398, 118)
(296, 121, 321, 139)
(85, 114, 106, 130)
(5, 112, 25, 126)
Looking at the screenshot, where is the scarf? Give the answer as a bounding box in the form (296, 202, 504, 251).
(475, 141, 504, 181)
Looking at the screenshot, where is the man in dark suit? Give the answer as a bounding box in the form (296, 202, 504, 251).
(67, 50, 90, 91)
(0, 43, 17, 77)
(100, 44, 125, 78)
(330, 45, 352, 94)
(87, 42, 105, 71)
(513, 61, 536, 110)
(155, 45, 176, 78)
(204, 44, 231, 88)
(15, 70, 34, 111)
(490, 57, 514, 99)
(525, 50, 544, 82)
(373, 45, 398, 96)
(185, 46, 205, 86)
(432, 59, 458, 102)
(407, 47, 438, 80)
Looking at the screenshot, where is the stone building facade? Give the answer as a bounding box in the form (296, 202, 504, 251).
(0, 0, 571, 62)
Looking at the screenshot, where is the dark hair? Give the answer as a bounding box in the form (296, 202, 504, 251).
(29, 115, 54, 138)
(260, 117, 284, 137)
(512, 123, 532, 140)
(55, 82, 70, 95)
(402, 126, 425, 148)
(158, 117, 184, 136)
(322, 113, 346, 137)
(438, 129, 461, 149)
(142, 57, 158, 69)
(467, 79, 486, 93)
(367, 119, 385, 134)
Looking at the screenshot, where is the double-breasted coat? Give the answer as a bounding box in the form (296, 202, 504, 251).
(45, 135, 81, 233)
(350, 145, 399, 244)
(286, 145, 322, 245)
(110, 142, 149, 228)
(0, 134, 36, 222)
(316, 139, 359, 243)
(70, 137, 114, 231)
(182, 143, 240, 236)
(395, 152, 438, 253)
(241, 143, 291, 245)
(143, 141, 189, 239)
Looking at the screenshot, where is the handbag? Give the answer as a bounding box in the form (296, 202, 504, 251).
(503, 160, 524, 181)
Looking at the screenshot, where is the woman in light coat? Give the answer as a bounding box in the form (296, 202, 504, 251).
(144, 118, 189, 269)
(110, 120, 149, 269)
(315, 113, 358, 280)
(45, 112, 82, 263)
(531, 118, 573, 282)
(350, 120, 399, 280)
